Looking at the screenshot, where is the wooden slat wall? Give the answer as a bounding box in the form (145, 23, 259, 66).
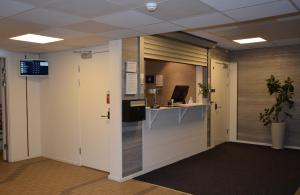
(232, 45, 300, 146)
(144, 36, 208, 66)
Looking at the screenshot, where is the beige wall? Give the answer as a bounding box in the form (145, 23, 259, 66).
(232, 45, 300, 146)
(145, 59, 196, 106)
(0, 49, 41, 162)
(211, 47, 231, 62)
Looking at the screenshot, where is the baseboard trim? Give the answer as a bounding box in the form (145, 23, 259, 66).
(108, 175, 123, 182)
(232, 140, 300, 150)
(285, 145, 300, 150)
(42, 155, 81, 166)
(233, 140, 271, 146)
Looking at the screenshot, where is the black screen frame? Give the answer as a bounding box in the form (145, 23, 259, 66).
(20, 59, 49, 76)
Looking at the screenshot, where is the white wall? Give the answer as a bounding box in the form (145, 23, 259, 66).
(40, 42, 123, 175)
(0, 42, 123, 179)
(40, 50, 81, 165)
(107, 40, 123, 181)
(143, 106, 208, 175)
(0, 49, 41, 162)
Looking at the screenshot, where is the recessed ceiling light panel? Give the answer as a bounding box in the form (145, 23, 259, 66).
(145, 1, 158, 12)
(233, 37, 266, 44)
(10, 34, 63, 44)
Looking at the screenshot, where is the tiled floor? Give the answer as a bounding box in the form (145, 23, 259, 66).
(0, 157, 189, 195)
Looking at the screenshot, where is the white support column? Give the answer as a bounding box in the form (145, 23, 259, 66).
(108, 40, 123, 181)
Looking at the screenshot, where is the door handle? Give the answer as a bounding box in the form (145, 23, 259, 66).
(101, 110, 110, 119)
(215, 103, 221, 110)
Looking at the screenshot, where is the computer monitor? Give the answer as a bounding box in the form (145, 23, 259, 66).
(171, 85, 189, 103)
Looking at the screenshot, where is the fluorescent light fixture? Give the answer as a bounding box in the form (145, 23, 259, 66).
(233, 37, 266, 44)
(10, 34, 63, 44)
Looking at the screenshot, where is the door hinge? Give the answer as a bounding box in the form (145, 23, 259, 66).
(79, 148, 82, 155)
(78, 79, 80, 86)
(78, 65, 80, 73)
(4, 144, 8, 150)
(227, 129, 229, 134)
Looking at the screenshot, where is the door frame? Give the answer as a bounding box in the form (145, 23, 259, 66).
(210, 59, 234, 147)
(228, 62, 238, 142)
(77, 49, 110, 172)
(0, 57, 9, 161)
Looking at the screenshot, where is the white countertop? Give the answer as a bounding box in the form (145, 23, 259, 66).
(146, 103, 210, 110)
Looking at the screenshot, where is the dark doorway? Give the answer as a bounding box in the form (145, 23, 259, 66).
(0, 58, 8, 162)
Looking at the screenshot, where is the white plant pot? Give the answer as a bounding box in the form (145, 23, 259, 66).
(271, 122, 285, 149)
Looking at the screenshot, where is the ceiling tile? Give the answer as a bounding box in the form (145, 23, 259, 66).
(205, 26, 253, 40)
(292, 0, 300, 9)
(61, 35, 110, 47)
(17, 44, 73, 53)
(199, 0, 277, 11)
(94, 10, 162, 28)
(0, 18, 49, 41)
(276, 15, 300, 22)
(37, 28, 91, 39)
(98, 29, 142, 39)
(246, 41, 275, 49)
(46, 0, 125, 18)
(133, 22, 184, 35)
(239, 19, 300, 40)
(225, 1, 297, 21)
(272, 38, 300, 46)
(106, 0, 164, 9)
(13, 8, 87, 27)
(13, 0, 57, 7)
(137, 0, 216, 21)
(206, 26, 240, 34)
(187, 30, 252, 50)
(172, 13, 234, 28)
(0, 0, 34, 17)
(187, 30, 228, 43)
(64, 21, 120, 33)
(0, 39, 36, 50)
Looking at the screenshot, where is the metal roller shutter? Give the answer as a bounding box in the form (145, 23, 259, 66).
(143, 35, 208, 66)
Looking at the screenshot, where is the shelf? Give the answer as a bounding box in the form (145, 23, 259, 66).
(147, 104, 210, 129)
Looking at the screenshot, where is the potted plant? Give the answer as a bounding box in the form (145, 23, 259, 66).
(259, 75, 295, 149)
(198, 83, 210, 104)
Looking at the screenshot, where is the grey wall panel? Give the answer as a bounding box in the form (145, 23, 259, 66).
(122, 38, 143, 177)
(232, 45, 300, 146)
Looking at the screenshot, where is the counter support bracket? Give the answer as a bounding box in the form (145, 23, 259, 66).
(178, 107, 189, 124)
(149, 109, 159, 129)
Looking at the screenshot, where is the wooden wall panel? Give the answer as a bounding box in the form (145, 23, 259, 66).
(232, 45, 300, 146)
(211, 47, 231, 62)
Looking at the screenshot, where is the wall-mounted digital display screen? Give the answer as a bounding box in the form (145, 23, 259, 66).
(20, 60, 48, 76)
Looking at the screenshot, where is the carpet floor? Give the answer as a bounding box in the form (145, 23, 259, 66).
(0, 157, 188, 195)
(136, 142, 300, 195)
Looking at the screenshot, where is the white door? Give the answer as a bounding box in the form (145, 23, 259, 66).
(80, 52, 110, 171)
(211, 60, 229, 146)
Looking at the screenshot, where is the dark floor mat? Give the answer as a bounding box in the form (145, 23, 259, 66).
(136, 142, 300, 195)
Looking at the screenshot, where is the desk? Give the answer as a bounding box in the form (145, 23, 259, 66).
(142, 104, 210, 174)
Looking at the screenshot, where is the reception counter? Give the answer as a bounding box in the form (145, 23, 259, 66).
(142, 104, 209, 174)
